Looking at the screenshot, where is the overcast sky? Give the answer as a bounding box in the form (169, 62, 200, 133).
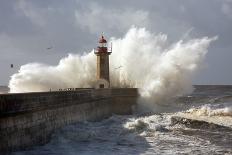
(0, 0, 232, 85)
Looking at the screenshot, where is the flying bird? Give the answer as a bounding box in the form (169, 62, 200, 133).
(10, 64, 14, 68)
(46, 46, 53, 50)
(115, 66, 122, 70)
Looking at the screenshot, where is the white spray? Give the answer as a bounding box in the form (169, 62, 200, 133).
(9, 27, 217, 105)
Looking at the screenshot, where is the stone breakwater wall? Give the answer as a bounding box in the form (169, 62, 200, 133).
(0, 88, 138, 152)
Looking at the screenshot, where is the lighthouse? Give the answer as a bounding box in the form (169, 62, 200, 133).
(94, 35, 112, 88)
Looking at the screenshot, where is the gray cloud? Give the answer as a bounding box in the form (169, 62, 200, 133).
(222, 1, 232, 19)
(75, 3, 149, 35)
(0, 0, 232, 85)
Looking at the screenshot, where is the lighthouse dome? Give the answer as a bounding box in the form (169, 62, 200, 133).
(99, 35, 107, 43)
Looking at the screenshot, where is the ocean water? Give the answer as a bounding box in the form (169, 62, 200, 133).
(11, 85, 232, 155)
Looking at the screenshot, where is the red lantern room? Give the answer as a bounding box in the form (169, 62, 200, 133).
(95, 35, 109, 53)
(94, 35, 112, 54)
(99, 35, 107, 46)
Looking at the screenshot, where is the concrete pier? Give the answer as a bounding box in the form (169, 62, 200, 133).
(0, 88, 138, 152)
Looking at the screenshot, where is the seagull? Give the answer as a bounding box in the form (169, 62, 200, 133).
(115, 66, 122, 70)
(46, 46, 53, 50)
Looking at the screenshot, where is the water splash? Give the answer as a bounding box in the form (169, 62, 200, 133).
(9, 27, 217, 105)
(187, 104, 232, 117)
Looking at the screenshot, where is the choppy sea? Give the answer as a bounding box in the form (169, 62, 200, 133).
(10, 85, 232, 155)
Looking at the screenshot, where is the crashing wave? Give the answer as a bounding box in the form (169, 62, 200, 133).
(186, 104, 232, 117)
